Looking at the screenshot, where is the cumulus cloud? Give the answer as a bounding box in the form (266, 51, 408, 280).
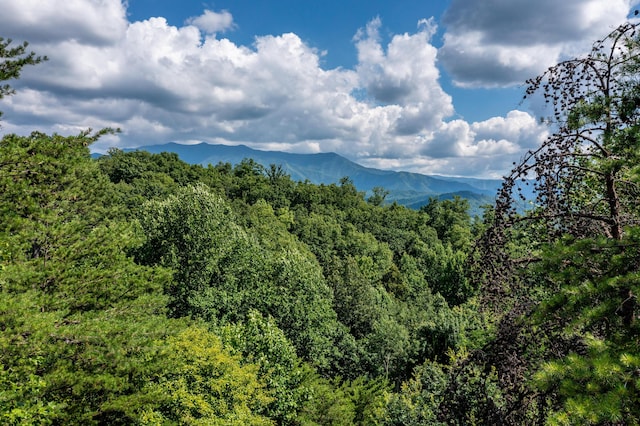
(0, 0, 127, 44)
(186, 9, 235, 34)
(440, 0, 638, 87)
(354, 17, 453, 133)
(0, 0, 552, 177)
(435, 110, 547, 159)
(358, 110, 548, 177)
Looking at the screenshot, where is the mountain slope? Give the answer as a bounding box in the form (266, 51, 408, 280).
(133, 142, 502, 195)
(120, 142, 505, 214)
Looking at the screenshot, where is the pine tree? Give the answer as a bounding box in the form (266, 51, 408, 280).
(0, 37, 46, 119)
(447, 22, 640, 424)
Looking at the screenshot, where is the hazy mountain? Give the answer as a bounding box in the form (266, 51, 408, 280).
(126, 142, 504, 212)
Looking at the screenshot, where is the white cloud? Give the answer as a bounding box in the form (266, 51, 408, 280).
(354, 17, 453, 133)
(440, 0, 638, 87)
(435, 110, 547, 158)
(0, 0, 550, 177)
(0, 0, 127, 44)
(186, 9, 235, 34)
(472, 110, 546, 151)
(360, 110, 548, 177)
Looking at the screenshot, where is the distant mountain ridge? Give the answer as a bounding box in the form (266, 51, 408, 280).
(127, 142, 503, 211)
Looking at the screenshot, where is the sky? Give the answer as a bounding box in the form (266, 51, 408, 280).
(0, 0, 638, 178)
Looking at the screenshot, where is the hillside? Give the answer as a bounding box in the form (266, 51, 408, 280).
(127, 142, 502, 211)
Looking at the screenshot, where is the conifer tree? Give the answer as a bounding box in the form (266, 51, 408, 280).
(0, 37, 46, 118)
(453, 22, 640, 424)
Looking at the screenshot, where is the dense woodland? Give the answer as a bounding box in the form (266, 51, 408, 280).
(1, 23, 640, 425)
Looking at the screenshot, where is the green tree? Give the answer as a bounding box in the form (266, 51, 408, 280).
(421, 196, 472, 251)
(0, 131, 188, 424)
(296, 375, 356, 426)
(461, 22, 640, 424)
(384, 360, 448, 426)
(130, 326, 273, 425)
(0, 37, 46, 119)
(135, 183, 241, 319)
(528, 231, 640, 425)
(367, 186, 389, 207)
(219, 310, 306, 424)
(136, 184, 357, 375)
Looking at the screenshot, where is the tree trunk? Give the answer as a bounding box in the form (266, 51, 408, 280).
(605, 171, 623, 240)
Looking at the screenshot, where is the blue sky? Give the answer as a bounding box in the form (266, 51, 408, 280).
(0, 0, 638, 177)
(125, 0, 521, 122)
(126, 1, 448, 68)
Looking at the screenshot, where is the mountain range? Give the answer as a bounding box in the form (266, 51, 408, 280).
(126, 142, 505, 213)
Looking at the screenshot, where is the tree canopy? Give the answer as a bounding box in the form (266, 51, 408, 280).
(4, 22, 640, 425)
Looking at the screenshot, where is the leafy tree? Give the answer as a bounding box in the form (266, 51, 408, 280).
(219, 310, 306, 424)
(136, 184, 358, 375)
(421, 196, 473, 251)
(384, 360, 449, 426)
(134, 183, 240, 319)
(295, 375, 357, 426)
(128, 326, 273, 425)
(345, 376, 389, 426)
(367, 186, 389, 207)
(228, 158, 271, 205)
(265, 163, 295, 209)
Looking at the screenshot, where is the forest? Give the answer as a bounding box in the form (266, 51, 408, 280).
(1, 23, 640, 425)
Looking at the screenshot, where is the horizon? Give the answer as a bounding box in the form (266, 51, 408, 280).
(1, 0, 639, 178)
(122, 140, 504, 181)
